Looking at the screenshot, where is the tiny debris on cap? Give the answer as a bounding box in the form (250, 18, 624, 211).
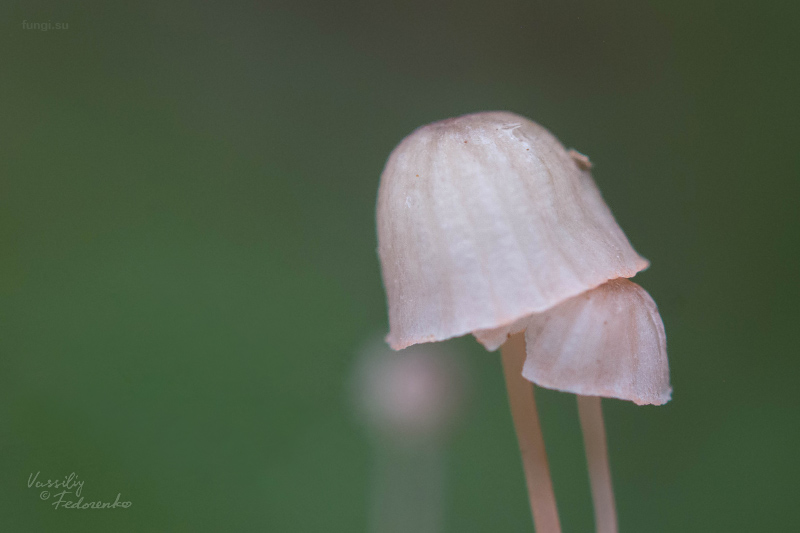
(568, 149, 593, 170)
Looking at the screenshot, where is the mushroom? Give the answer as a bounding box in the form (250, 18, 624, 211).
(354, 337, 464, 444)
(353, 337, 465, 533)
(376, 111, 670, 533)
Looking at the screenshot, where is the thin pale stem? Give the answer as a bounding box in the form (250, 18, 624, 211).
(577, 395, 618, 533)
(501, 332, 561, 533)
(369, 440, 444, 533)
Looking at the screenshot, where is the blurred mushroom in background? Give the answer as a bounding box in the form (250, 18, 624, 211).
(352, 337, 466, 533)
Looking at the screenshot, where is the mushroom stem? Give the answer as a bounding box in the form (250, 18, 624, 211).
(501, 332, 562, 533)
(577, 395, 618, 533)
(369, 441, 444, 533)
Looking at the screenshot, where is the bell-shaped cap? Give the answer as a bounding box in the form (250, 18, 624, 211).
(521, 278, 671, 405)
(378, 111, 648, 350)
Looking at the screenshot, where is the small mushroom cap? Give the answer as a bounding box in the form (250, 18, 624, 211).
(521, 278, 671, 405)
(353, 338, 464, 440)
(378, 111, 648, 350)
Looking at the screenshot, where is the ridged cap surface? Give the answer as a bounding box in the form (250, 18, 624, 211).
(521, 278, 671, 405)
(377, 111, 648, 349)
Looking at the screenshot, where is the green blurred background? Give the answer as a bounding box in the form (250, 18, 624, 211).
(2, 1, 798, 531)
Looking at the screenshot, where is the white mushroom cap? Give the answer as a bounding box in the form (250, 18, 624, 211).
(354, 338, 464, 441)
(520, 278, 671, 406)
(378, 111, 648, 350)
